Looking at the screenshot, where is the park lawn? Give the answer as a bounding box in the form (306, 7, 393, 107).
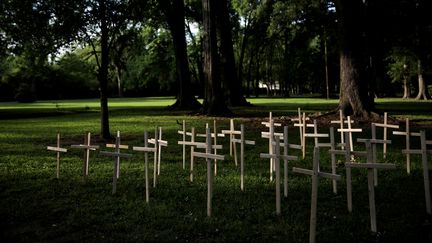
(0, 97, 431, 242)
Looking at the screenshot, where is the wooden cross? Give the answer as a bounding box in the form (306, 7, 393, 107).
(358, 127, 393, 187)
(177, 120, 187, 170)
(47, 133, 68, 179)
(192, 127, 225, 217)
(304, 120, 340, 194)
(198, 121, 225, 175)
(261, 112, 282, 181)
(345, 139, 396, 233)
(402, 130, 431, 215)
(232, 124, 255, 191)
(178, 127, 196, 182)
(291, 108, 310, 151)
(372, 112, 399, 159)
(178, 127, 222, 182)
(100, 131, 132, 194)
(337, 116, 362, 156)
(133, 131, 156, 203)
(330, 110, 353, 150)
(221, 119, 240, 157)
(148, 127, 168, 177)
(71, 132, 99, 179)
(393, 118, 421, 174)
(293, 147, 341, 243)
(260, 135, 297, 215)
(293, 112, 309, 159)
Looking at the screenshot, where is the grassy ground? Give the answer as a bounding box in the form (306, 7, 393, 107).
(0, 97, 431, 242)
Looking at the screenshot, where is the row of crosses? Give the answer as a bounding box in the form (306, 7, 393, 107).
(48, 110, 431, 239)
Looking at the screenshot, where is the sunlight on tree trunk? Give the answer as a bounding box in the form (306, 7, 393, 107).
(415, 59, 430, 100)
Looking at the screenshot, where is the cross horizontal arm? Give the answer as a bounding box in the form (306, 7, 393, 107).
(261, 131, 284, 137)
(261, 121, 282, 127)
(133, 146, 156, 153)
(106, 144, 128, 149)
(345, 162, 396, 169)
(71, 144, 99, 150)
(338, 128, 362, 132)
(197, 133, 225, 138)
(402, 149, 432, 155)
(328, 149, 347, 155)
(178, 141, 205, 146)
(192, 152, 225, 161)
(373, 123, 399, 129)
(221, 130, 242, 135)
(260, 153, 298, 161)
(289, 144, 302, 149)
(316, 143, 332, 148)
(357, 138, 392, 144)
(330, 120, 354, 124)
(304, 133, 329, 138)
(392, 131, 421, 136)
(47, 146, 67, 153)
(232, 138, 255, 145)
(148, 139, 168, 146)
(292, 167, 342, 180)
(100, 151, 132, 158)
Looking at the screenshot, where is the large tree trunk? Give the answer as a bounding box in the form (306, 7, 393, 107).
(99, 0, 111, 139)
(202, 0, 229, 115)
(415, 59, 430, 100)
(335, 0, 373, 118)
(161, 0, 201, 110)
(216, 0, 249, 106)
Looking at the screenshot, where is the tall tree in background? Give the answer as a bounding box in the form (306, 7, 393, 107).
(334, 0, 373, 118)
(160, 0, 202, 110)
(202, 0, 229, 114)
(216, 0, 249, 106)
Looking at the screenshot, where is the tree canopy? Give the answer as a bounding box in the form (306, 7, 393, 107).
(1, 0, 432, 131)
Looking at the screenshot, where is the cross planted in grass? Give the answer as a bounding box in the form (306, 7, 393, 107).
(47, 133, 68, 179)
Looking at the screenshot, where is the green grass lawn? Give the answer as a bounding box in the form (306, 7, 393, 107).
(0, 97, 431, 242)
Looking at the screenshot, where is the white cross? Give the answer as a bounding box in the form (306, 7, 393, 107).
(293, 147, 341, 243)
(261, 112, 282, 181)
(343, 137, 396, 233)
(47, 133, 68, 179)
(148, 127, 168, 177)
(178, 127, 196, 182)
(221, 119, 240, 157)
(358, 127, 393, 187)
(232, 124, 255, 191)
(192, 127, 225, 217)
(133, 131, 156, 203)
(71, 132, 99, 179)
(330, 110, 353, 150)
(304, 120, 340, 194)
(198, 121, 225, 175)
(372, 112, 399, 159)
(337, 116, 362, 155)
(393, 118, 421, 174)
(177, 120, 187, 170)
(179, 127, 223, 182)
(100, 131, 132, 194)
(293, 112, 309, 159)
(291, 108, 310, 151)
(261, 135, 297, 215)
(402, 130, 431, 215)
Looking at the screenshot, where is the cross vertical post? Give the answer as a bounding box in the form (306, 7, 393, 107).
(47, 133, 68, 179)
(402, 130, 431, 215)
(100, 131, 132, 194)
(133, 131, 156, 203)
(71, 132, 100, 180)
(232, 124, 255, 191)
(293, 147, 341, 243)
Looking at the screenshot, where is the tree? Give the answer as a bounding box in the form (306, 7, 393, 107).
(202, 0, 229, 115)
(334, 0, 373, 118)
(159, 0, 202, 110)
(216, 0, 250, 106)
